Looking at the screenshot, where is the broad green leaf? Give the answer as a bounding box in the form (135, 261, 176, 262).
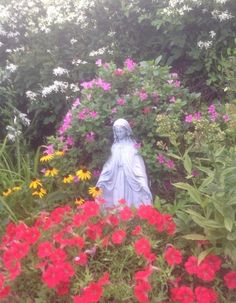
(182, 234, 207, 241)
(186, 209, 224, 229)
(199, 174, 214, 189)
(167, 153, 182, 160)
(174, 182, 202, 205)
(224, 217, 234, 232)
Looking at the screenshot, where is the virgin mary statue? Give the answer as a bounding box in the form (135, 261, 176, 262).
(96, 118, 152, 208)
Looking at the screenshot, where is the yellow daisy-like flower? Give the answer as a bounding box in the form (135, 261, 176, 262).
(40, 154, 54, 162)
(44, 168, 59, 177)
(76, 168, 92, 181)
(62, 174, 74, 184)
(12, 186, 22, 192)
(2, 188, 12, 197)
(32, 188, 47, 199)
(88, 186, 102, 198)
(29, 179, 42, 189)
(75, 197, 85, 206)
(54, 150, 65, 157)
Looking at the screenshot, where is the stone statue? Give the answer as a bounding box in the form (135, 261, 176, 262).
(96, 118, 152, 208)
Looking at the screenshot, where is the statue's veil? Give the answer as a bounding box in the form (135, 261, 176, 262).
(113, 118, 135, 143)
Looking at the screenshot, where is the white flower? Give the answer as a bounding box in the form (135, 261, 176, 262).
(6, 63, 17, 72)
(209, 31, 216, 39)
(70, 83, 80, 92)
(70, 38, 77, 45)
(89, 47, 107, 57)
(42, 81, 69, 97)
(72, 59, 88, 66)
(26, 90, 37, 101)
(197, 40, 213, 49)
(53, 67, 69, 76)
(18, 112, 30, 126)
(6, 125, 22, 142)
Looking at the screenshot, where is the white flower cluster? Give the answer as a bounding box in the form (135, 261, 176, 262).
(6, 126, 21, 142)
(53, 67, 69, 76)
(197, 40, 213, 49)
(70, 83, 80, 92)
(41, 81, 69, 97)
(6, 63, 18, 73)
(212, 9, 233, 21)
(26, 90, 37, 102)
(89, 46, 109, 57)
(71, 59, 88, 66)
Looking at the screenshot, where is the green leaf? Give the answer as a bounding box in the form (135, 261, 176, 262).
(199, 174, 214, 189)
(182, 234, 207, 241)
(198, 248, 214, 264)
(183, 154, 192, 175)
(167, 153, 182, 160)
(224, 217, 234, 232)
(174, 182, 202, 205)
(186, 209, 224, 229)
(155, 55, 162, 65)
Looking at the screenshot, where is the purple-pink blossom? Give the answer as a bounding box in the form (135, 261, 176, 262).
(66, 136, 74, 146)
(72, 98, 80, 108)
(185, 114, 194, 123)
(124, 58, 136, 71)
(58, 111, 72, 135)
(139, 90, 148, 101)
(223, 114, 230, 122)
(117, 98, 126, 105)
(169, 96, 176, 103)
(43, 144, 54, 155)
(165, 159, 175, 169)
(95, 59, 102, 66)
(85, 131, 95, 142)
(156, 153, 166, 164)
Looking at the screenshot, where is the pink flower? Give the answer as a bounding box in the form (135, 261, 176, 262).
(134, 237, 151, 257)
(114, 68, 124, 76)
(124, 58, 136, 71)
(194, 112, 202, 121)
(95, 59, 102, 66)
(139, 90, 148, 101)
(72, 98, 80, 108)
(43, 144, 54, 155)
(66, 136, 74, 146)
(111, 107, 117, 113)
(223, 114, 230, 122)
(169, 96, 176, 103)
(117, 98, 126, 105)
(165, 159, 175, 169)
(85, 132, 95, 142)
(156, 153, 165, 164)
(185, 114, 193, 123)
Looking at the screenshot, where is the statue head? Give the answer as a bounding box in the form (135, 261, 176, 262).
(113, 118, 134, 142)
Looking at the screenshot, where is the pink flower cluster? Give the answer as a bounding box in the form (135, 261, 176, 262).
(58, 110, 72, 135)
(124, 58, 136, 71)
(156, 153, 175, 170)
(81, 78, 111, 91)
(78, 108, 99, 120)
(184, 112, 202, 123)
(208, 104, 218, 122)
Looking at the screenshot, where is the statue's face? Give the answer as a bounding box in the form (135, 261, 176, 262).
(115, 127, 127, 140)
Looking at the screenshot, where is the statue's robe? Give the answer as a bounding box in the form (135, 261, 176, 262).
(97, 141, 152, 208)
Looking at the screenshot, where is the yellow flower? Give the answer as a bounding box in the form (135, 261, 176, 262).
(54, 150, 65, 157)
(62, 174, 74, 184)
(40, 154, 54, 162)
(29, 179, 42, 189)
(12, 186, 22, 192)
(75, 197, 85, 206)
(2, 188, 12, 197)
(76, 168, 91, 181)
(88, 186, 102, 198)
(44, 168, 59, 177)
(32, 188, 47, 199)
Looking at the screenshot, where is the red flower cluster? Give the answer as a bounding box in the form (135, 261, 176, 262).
(171, 285, 218, 303)
(164, 246, 182, 266)
(184, 254, 222, 282)
(224, 271, 236, 289)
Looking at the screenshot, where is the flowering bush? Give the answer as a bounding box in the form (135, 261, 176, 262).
(0, 201, 235, 302)
(45, 58, 200, 200)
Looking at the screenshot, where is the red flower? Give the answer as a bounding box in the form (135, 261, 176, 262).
(171, 286, 194, 303)
(203, 255, 221, 272)
(134, 238, 151, 257)
(49, 248, 67, 264)
(135, 266, 153, 281)
(224, 271, 236, 289)
(184, 256, 198, 275)
(86, 223, 103, 240)
(83, 282, 103, 302)
(164, 246, 182, 266)
(195, 286, 218, 303)
(132, 225, 142, 236)
(134, 280, 151, 303)
(111, 229, 126, 244)
(0, 286, 10, 299)
(37, 242, 54, 258)
(196, 263, 216, 282)
(119, 206, 133, 221)
(56, 282, 70, 296)
(98, 272, 110, 286)
(74, 253, 88, 266)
